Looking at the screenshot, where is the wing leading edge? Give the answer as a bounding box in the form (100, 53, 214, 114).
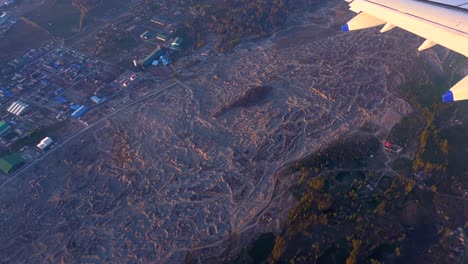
(343, 0, 468, 102)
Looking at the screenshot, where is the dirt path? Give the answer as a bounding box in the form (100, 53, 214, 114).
(19, 16, 56, 41)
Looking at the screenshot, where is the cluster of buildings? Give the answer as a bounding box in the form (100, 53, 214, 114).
(0, 135, 52, 174)
(135, 47, 168, 67)
(0, 11, 16, 37)
(0, 0, 14, 8)
(134, 41, 181, 68)
(0, 4, 190, 176)
(0, 46, 120, 174)
(130, 13, 184, 69)
(134, 39, 183, 69)
(447, 227, 466, 261)
(3, 47, 105, 103)
(0, 47, 100, 123)
(0, 11, 10, 24)
(112, 71, 139, 89)
(0, 43, 146, 175)
(8, 43, 54, 69)
(384, 141, 403, 154)
(134, 15, 180, 47)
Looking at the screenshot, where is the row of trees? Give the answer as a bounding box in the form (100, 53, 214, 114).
(272, 171, 418, 263)
(266, 132, 427, 263)
(412, 121, 448, 173)
(183, 0, 322, 52)
(212, 0, 289, 52)
(72, 0, 101, 32)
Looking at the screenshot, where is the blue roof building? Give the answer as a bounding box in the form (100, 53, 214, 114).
(0, 12, 9, 25)
(55, 87, 64, 95)
(90, 95, 103, 104)
(55, 96, 67, 104)
(71, 105, 89, 118)
(138, 47, 165, 67)
(70, 104, 81, 111)
(40, 79, 49, 85)
(160, 56, 169, 66)
(0, 89, 13, 98)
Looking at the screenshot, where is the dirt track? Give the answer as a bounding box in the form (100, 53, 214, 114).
(0, 2, 433, 263)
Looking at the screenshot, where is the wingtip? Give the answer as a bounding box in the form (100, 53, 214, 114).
(342, 24, 349, 32)
(442, 90, 454, 103)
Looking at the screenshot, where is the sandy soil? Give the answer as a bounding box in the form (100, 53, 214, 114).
(0, 2, 431, 263)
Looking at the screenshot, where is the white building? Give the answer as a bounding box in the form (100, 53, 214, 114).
(7, 101, 29, 116)
(36, 137, 53, 150)
(0, 0, 15, 8)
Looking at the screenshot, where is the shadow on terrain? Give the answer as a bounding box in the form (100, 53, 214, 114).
(214, 86, 273, 118)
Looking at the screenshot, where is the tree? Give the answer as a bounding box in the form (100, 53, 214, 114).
(272, 236, 286, 262)
(72, 0, 102, 32)
(346, 239, 362, 264)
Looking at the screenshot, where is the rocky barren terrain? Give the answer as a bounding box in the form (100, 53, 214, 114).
(0, 2, 431, 263)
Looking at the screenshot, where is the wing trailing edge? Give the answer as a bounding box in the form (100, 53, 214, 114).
(343, 0, 468, 102)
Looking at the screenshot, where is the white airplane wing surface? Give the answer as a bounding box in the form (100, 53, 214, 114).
(342, 0, 468, 102)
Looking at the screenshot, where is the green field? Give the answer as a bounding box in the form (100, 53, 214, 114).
(24, 0, 128, 38)
(24, 0, 81, 38)
(387, 113, 424, 148)
(0, 21, 52, 64)
(440, 104, 468, 178)
(4, 129, 47, 155)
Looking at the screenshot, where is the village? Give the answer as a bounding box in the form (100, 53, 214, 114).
(0, 1, 190, 174)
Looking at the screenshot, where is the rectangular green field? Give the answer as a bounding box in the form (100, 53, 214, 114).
(0, 21, 52, 64)
(24, 0, 129, 38)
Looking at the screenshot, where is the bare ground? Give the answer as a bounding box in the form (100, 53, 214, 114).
(0, 2, 431, 263)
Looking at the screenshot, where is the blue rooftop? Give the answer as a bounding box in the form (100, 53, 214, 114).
(71, 105, 89, 118)
(55, 96, 67, 104)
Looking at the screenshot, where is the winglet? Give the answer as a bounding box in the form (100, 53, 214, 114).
(342, 24, 350, 32)
(442, 90, 454, 103)
(442, 76, 468, 102)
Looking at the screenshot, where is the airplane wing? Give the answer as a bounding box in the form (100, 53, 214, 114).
(342, 0, 468, 102)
